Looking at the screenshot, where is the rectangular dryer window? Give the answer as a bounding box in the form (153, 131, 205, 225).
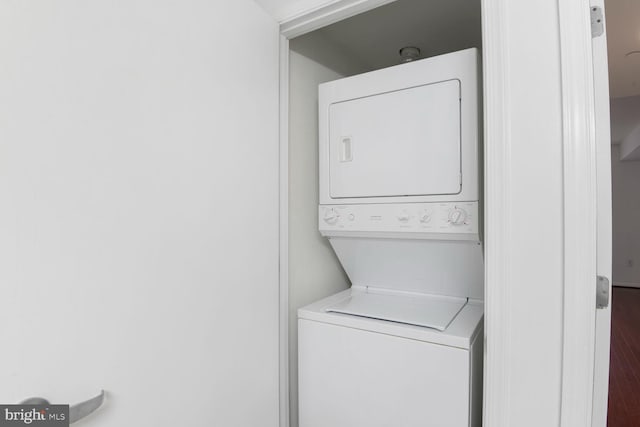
(329, 79, 462, 199)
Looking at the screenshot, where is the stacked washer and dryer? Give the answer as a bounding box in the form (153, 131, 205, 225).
(298, 48, 483, 427)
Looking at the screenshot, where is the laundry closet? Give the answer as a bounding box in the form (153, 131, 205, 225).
(287, 1, 484, 426)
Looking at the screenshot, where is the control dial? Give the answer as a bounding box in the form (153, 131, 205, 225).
(448, 207, 468, 226)
(323, 208, 339, 225)
(419, 209, 433, 224)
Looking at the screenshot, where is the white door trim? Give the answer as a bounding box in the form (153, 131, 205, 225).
(557, 0, 599, 426)
(590, 0, 612, 425)
(480, 0, 512, 425)
(279, 34, 291, 427)
(279, 0, 397, 39)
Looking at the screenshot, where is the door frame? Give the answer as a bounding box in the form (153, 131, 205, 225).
(557, 0, 599, 424)
(277, 0, 601, 426)
(279, 34, 290, 427)
(587, 0, 612, 425)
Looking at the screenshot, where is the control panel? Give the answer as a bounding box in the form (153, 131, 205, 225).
(319, 202, 479, 239)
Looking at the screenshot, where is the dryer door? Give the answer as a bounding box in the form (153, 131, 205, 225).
(329, 79, 461, 199)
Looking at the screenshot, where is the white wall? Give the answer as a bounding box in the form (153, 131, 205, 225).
(255, 0, 399, 24)
(288, 35, 366, 427)
(0, 1, 280, 426)
(256, 0, 333, 21)
(611, 145, 640, 287)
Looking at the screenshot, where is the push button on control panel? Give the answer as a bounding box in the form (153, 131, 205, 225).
(397, 210, 410, 223)
(419, 209, 433, 223)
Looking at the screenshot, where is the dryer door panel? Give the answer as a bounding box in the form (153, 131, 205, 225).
(329, 79, 461, 199)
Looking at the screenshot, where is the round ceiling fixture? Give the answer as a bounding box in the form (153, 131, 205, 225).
(399, 46, 421, 63)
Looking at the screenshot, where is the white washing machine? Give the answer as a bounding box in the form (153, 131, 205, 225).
(298, 288, 483, 427)
(298, 48, 483, 427)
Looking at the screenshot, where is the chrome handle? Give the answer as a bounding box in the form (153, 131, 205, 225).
(69, 390, 105, 424)
(20, 397, 51, 405)
(20, 390, 105, 424)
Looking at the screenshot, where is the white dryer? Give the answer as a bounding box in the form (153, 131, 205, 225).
(299, 48, 483, 427)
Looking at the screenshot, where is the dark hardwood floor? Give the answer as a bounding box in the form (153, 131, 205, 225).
(608, 287, 640, 427)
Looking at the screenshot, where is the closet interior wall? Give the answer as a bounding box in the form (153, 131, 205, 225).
(288, 34, 366, 427)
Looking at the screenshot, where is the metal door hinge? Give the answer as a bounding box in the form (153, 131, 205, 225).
(596, 276, 609, 309)
(591, 6, 604, 38)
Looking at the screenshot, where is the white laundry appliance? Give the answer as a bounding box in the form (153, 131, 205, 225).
(298, 48, 483, 427)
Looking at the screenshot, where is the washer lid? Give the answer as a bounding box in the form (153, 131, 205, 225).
(326, 290, 467, 332)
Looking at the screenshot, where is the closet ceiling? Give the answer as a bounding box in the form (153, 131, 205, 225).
(310, 0, 482, 71)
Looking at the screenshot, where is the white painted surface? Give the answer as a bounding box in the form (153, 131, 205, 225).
(0, 1, 280, 425)
(591, 0, 613, 424)
(279, 35, 291, 427)
(558, 0, 599, 424)
(280, 0, 399, 39)
(289, 32, 369, 75)
(482, 0, 565, 425)
(256, 0, 415, 27)
(255, 0, 334, 21)
(612, 144, 640, 284)
(288, 39, 363, 427)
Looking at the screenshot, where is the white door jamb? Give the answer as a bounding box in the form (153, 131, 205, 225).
(557, 0, 599, 426)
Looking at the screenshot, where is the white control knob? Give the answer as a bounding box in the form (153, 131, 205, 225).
(323, 208, 339, 225)
(448, 207, 468, 226)
(397, 211, 410, 223)
(419, 209, 433, 223)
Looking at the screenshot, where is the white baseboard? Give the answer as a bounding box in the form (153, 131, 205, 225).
(613, 281, 640, 289)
